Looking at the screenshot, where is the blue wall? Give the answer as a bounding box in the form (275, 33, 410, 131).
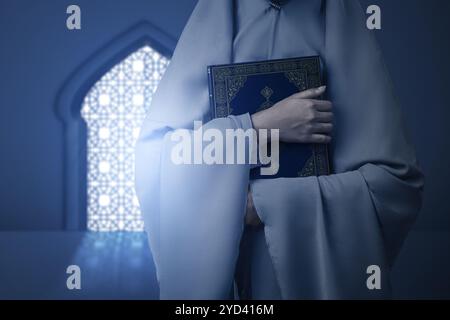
(0, 0, 449, 298)
(0, 0, 197, 229)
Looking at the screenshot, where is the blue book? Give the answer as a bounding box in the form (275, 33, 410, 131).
(208, 56, 330, 179)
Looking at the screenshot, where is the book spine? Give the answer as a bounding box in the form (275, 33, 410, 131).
(207, 67, 215, 120)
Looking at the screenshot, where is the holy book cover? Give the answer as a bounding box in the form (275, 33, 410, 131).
(208, 56, 330, 179)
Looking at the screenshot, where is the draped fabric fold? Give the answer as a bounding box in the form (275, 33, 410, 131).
(135, 0, 424, 299)
(135, 0, 250, 299)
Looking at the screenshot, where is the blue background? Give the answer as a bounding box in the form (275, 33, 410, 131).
(0, 0, 449, 299)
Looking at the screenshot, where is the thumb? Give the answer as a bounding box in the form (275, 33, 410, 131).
(291, 86, 326, 99)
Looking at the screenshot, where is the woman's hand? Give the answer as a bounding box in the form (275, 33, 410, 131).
(251, 86, 333, 144)
(245, 189, 262, 227)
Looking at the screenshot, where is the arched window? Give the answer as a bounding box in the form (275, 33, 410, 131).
(80, 46, 169, 231)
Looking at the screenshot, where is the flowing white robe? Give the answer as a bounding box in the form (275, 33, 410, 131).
(135, 0, 424, 299)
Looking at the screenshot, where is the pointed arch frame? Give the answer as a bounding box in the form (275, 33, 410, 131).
(56, 21, 176, 230)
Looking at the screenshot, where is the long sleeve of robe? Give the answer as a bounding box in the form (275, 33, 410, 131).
(135, 0, 424, 300)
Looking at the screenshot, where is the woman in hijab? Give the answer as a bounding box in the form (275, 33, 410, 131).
(135, 0, 424, 299)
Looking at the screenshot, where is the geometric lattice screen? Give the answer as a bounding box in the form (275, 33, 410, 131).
(81, 46, 170, 231)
